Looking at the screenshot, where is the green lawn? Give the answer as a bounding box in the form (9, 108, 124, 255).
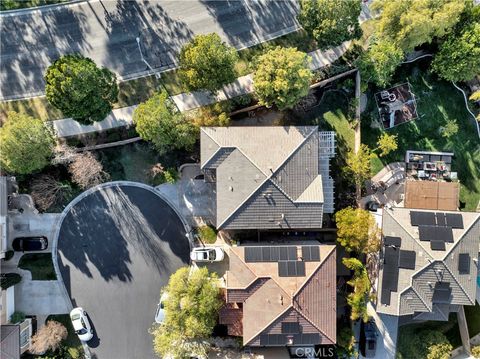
(46, 314, 84, 358)
(18, 253, 56, 280)
(361, 59, 480, 211)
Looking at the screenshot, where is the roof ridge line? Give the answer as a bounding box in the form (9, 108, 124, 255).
(295, 308, 336, 344)
(217, 127, 318, 229)
(293, 246, 335, 298)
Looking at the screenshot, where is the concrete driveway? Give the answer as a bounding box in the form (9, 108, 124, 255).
(56, 183, 190, 359)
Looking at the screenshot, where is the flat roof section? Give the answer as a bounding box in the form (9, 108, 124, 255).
(404, 181, 459, 211)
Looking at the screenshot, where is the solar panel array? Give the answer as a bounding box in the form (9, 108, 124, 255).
(399, 250, 416, 269)
(281, 322, 300, 334)
(301, 246, 320, 261)
(458, 253, 470, 274)
(259, 333, 320, 346)
(278, 261, 306, 277)
(432, 282, 452, 303)
(245, 246, 297, 262)
(410, 211, 463, 229)
(418, 225, 454, 243)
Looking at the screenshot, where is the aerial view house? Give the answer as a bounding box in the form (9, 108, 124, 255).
(378, 207, 480, 352)
(200, 126, 335, 230)
(219, 244, 336, 351)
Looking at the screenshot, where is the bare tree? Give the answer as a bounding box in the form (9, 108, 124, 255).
(51, 144, 79, 165)
(30, 320, 67, 355)
(69, 152, 109, 189)
(31, 175, 72, 211)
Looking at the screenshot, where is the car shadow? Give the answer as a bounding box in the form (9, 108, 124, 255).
(85, 313, 100, 349)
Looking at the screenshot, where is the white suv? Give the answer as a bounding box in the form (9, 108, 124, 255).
(190, 247, 224, 262)
(70, 307, 93, 342)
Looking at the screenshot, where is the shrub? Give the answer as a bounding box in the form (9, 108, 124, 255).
(10, 311, 25, 324)
(0, 273, 22, 290)
(4, 250, 14, 261)
(163, 168, 178, 184)
(30, 320, 68, 355)
(472, 345, 480, 359)
(198, 226, 217, 244)
(67, 347, 81, 359)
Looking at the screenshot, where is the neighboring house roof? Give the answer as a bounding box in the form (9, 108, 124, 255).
(1, 325, 20, 359)
(225, 244, 336, 346)
(404, 180, 459, 211)
(377, 208, 480, 317)
(200, 127, 335, 230)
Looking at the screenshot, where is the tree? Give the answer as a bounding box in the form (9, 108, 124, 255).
(189, 102, 232, 128)
(344, 144, 374, 188)
(298, 0, 362, 49)
(342, 258, 370, 322)
(470, 90, 480, 102)
(376, 133, 398, 157)
(432, 23, 480, 82)
(30, 320, 67, 355)
(253, 47, 313, 110)
(133, 91, 197, 154)
(357, 39, 404, 87)
(440, 119, 459, 138)
(472, 345, 480, 359)
(371, 0, 466, 53)
(179, 33, 238, 93)
(398, 329, 451, 359)
(0, 111, 55, 174)
(45, 54, 118, 124)
(337, 326, 358, 359)
(427, 342, 453, 359)
(335, 207, 380, 254)
(152, 267, 222, 358)
(31, 175, 73, 211)
(69, 152, 109, 189)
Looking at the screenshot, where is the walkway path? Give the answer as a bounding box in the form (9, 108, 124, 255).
(51, 41, 353, 138)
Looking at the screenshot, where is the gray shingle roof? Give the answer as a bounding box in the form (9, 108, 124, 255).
(378, 208, 480, 317)
(200, 127, 335, 230)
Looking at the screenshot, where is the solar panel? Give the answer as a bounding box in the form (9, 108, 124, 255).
(419, 226, 453, 243)
(288, 246, 297, 260)
(384, 236, 402, 247)
(301, 246, 320, 261)
(270, 247, 280, 261)
(384, 246, 399, 265)
(446, 213, 464, 229)
(399, 250, 416, 269)
(280, 247, 288, 260)
(278, 261, 306, 277)
(431, 240, 446, 251)
(281, 322, 300, 334)
(411, 211, 436, 226)
(260, 334, 268, 345)
(435, 212, 447, 226)
(381, 287, 391, 305)
(260, 334, 287, 345)
(458, 253, 470, 274)
(262, 247, 271, 261)
(382, 266, 399, 291)
(432, 282, 451, 303)
(245, 247, 262, 262)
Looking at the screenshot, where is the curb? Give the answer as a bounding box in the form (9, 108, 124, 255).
(51, 181, 193, 358)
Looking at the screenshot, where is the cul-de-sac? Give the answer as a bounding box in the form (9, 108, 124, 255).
(0, 1, 479, 358)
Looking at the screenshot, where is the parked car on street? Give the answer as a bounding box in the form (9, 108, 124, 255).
(190, 247, 224, 262)
(155, 292, 169, 324)
(12, 237, 48, 251)
(360, 319, 378, 358)
(70, 307, 94, 342)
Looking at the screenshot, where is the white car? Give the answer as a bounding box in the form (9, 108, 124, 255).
(70, 307, 93, 342)
(190, 247, 224, 262)
(155, 292, 169, 324)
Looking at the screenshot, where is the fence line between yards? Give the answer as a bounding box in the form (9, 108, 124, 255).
(73, 136, 142, 152)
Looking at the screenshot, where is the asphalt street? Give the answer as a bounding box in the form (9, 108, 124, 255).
(0, 0, 299, 100)
(57, 184, 190, 359)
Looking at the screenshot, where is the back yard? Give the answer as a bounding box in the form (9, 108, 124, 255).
(361, 59, 480, 211)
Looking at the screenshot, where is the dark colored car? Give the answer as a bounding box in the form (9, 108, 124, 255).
(360, 319, 378, 358)
(12, 237, 48, 251)
(365, 201, 381, 212)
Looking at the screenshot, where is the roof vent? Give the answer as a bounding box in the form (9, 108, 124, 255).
(228, 176, 233, 181)
(229, 186, 233, 192)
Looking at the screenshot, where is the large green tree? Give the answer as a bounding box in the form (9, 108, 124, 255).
(152, 267, 222, 358)
(253, 46, 312, 110)
(179, 33, 238, 93)
(45, 54, 118, 124)
(371, 0, 466, 53)
(0, 111, 55, 174)
(345, 144, 374, 188)
(335, 207, 380, 254)
(342, 258, 370, 322)
(357, 39, 404, 87)
(398, 329, 452, 359)
(133, 91, 197, 154)
(432, 23, 480, 82)
(298, 0, 362, 49)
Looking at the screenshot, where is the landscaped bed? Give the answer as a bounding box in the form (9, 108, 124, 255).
(18, 253, 56, 280)
(362, 58, 480, 211)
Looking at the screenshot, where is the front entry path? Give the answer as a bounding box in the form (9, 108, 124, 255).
(56, 182, 191, 359)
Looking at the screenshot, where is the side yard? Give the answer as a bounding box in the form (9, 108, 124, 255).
(361, 59, 480, 211)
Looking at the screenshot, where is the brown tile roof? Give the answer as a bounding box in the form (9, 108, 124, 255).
(404, 180, 459, 211)
(225, 244, 336, 346)
(219, 303, 243, 336)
